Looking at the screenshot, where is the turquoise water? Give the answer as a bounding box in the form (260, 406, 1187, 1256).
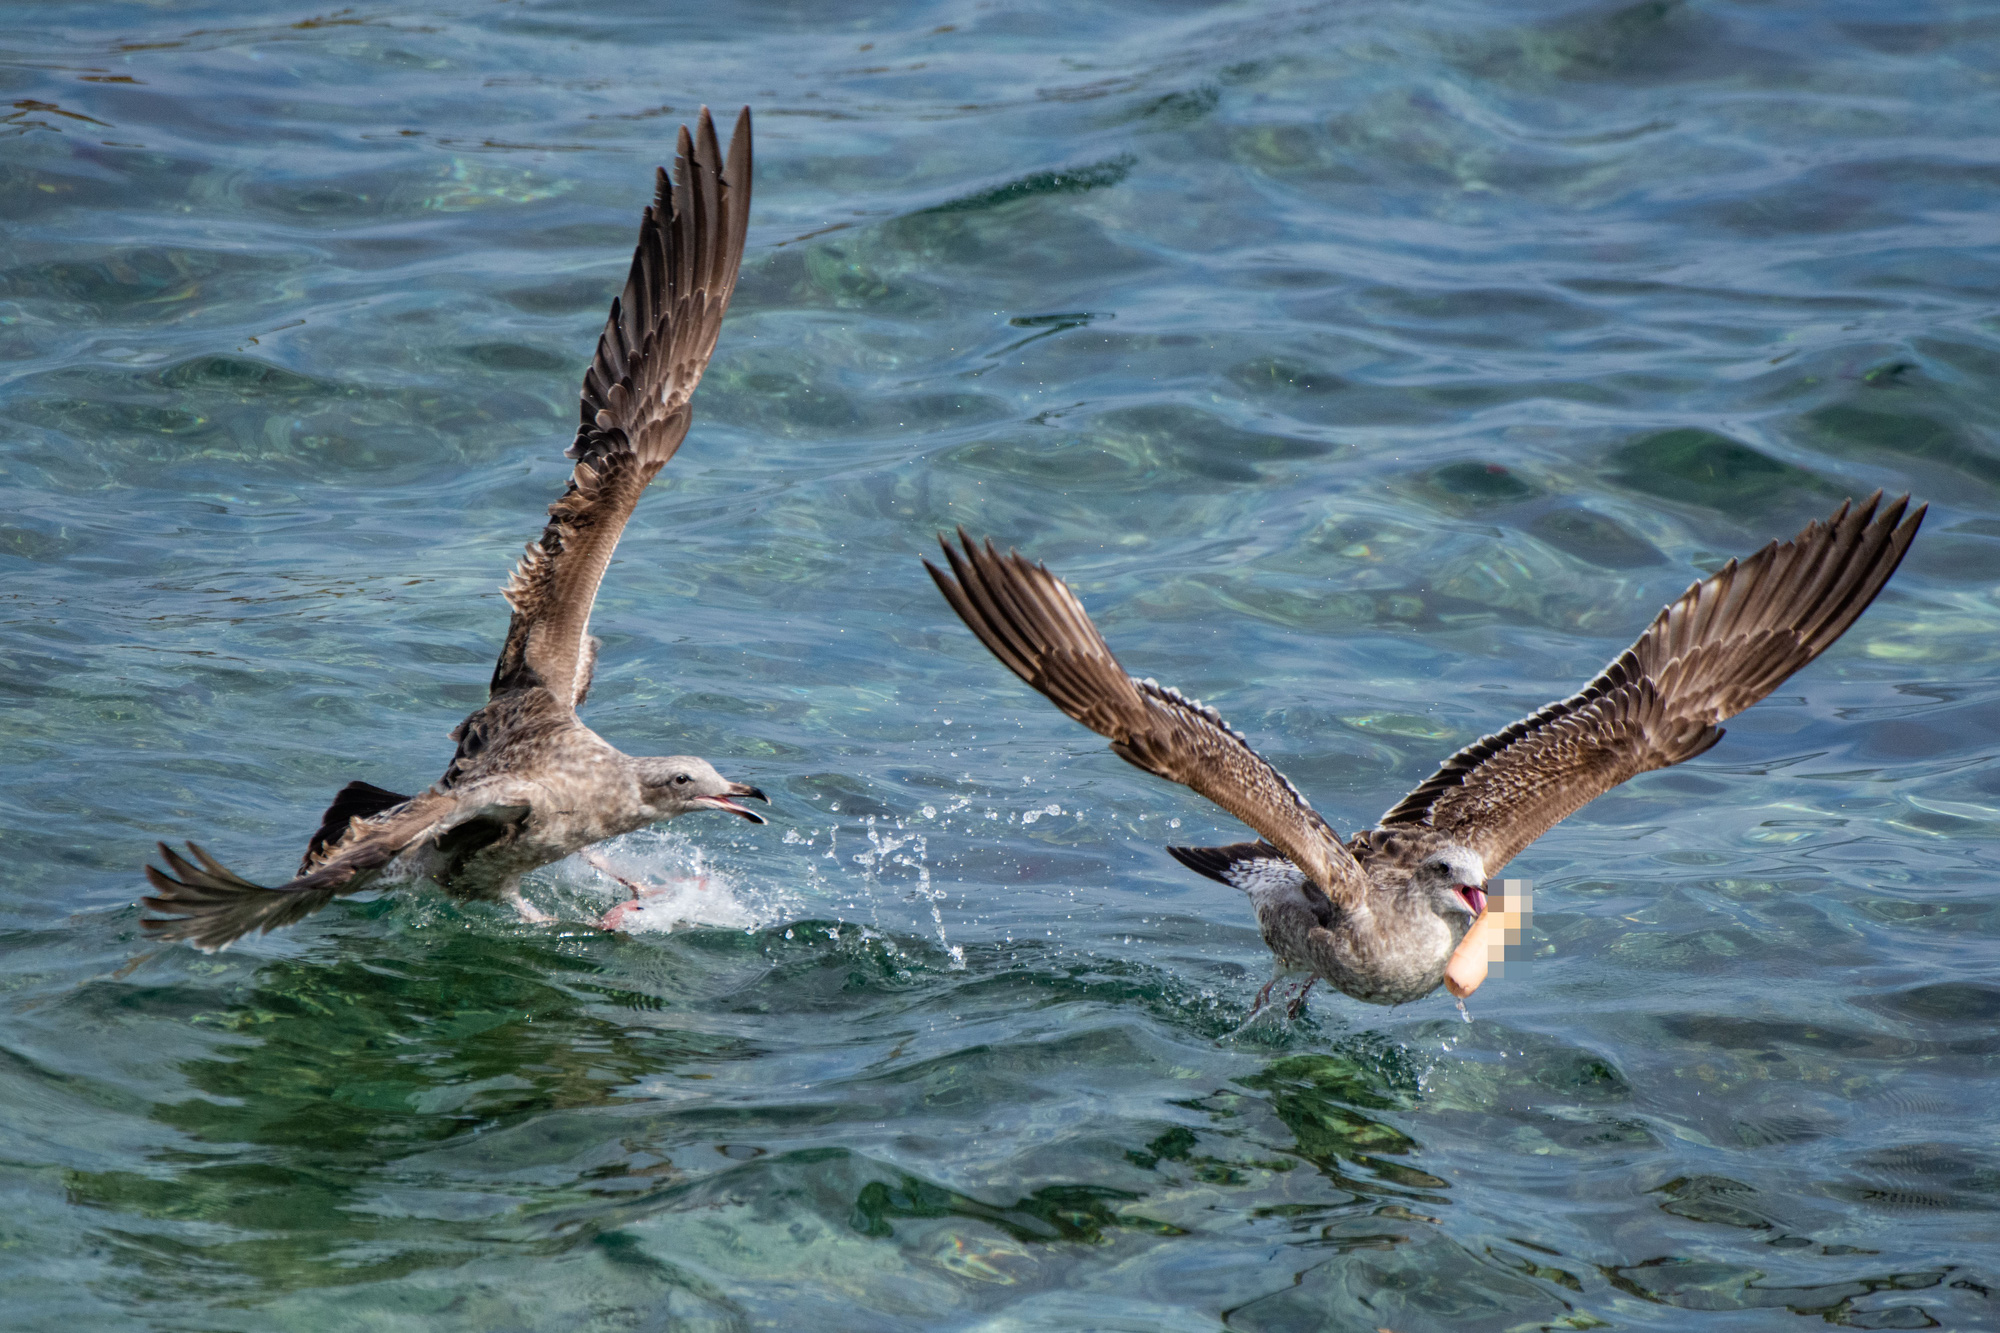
(5, 0, 2000, 1327)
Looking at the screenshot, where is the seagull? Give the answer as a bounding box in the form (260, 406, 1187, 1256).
(927, 493, 1925, 1014)
(142, 107, 769, 952)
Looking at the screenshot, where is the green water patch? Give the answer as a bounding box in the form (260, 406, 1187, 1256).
(1123, 1124, 1298, 1184)
(524, 1144, 1191, 1319)
(153, 354, 344, 398)
(1530, 506, 1663, 567)
(849, 1173, 1175, 1243)
(9, 358, 548, 478)
(917, 155, 1135, 216)
(1602, 1257, 1948, 1320)
(1457, 0, 1721, 88)
(1228, 1236, 1584, 1331)
(1412, 459, 1541, 511)
(55, 932, 785, 1293)
(0, 245, 299, 316)
(1119, 86, 1220, 130)
(792, 235, 951, 316)
(1606, 428, 1836, 516)
(1163, 1045, 1454, 1207)
(1225, 120, 1348, 176)
(948, 403, 1331, 495)
(1651, 1174, 1783, 1231)
(1859, 981, 2000, 1026)
(1800, 403, 2000, 492)
(452, 341, 570, 374)
(1226, 354, 1350, 400)
(706, 343, 868, 434)
(238, 160, 572, 221)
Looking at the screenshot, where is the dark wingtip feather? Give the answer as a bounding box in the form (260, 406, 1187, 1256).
(302, 781, 410, 873)
(1167, 840, 1283, 885)
(1166, 844, 1233, 884)
(930, 527, 1045, 685)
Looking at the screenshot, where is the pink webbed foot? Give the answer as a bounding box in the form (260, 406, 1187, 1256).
(589, 853, 644, 930)
(588, 854, 713, 932)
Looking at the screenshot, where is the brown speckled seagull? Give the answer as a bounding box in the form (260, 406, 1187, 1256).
(928, 493, 1924, 1014)
(142, 107, 768, 952)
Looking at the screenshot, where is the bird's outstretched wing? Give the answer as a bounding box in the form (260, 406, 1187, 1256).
(143, 791, 455, 951)
(490, 106, 753, 709)
(142, 792, 533, 952)
(1379, 492, 1925, 876)
(926, 530, 1368, 904)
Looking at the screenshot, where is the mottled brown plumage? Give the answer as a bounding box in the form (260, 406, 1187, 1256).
(927, 530, 1365, 906)
(1378, 493, 1925, 876)
(928, 493, 1925, 1008)
(143, 108, 767, 953)
(490, 106, 753, 710)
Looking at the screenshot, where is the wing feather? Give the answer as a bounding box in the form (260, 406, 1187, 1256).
(142, 791, 458, 951)
(490, 106, 753, 708)
(926, 530, 1367, 903)
(1380, 492, 1925, 874)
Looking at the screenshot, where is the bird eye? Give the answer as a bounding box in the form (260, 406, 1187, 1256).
(673, 774, 691, 786)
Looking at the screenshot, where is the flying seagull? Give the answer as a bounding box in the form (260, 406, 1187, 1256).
(927, 493, 1924, 1013)
(142, 107, 768, 952)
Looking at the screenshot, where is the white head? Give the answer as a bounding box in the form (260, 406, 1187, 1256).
(1408, 844, 1488, 935)
(634, 756, 770, 824)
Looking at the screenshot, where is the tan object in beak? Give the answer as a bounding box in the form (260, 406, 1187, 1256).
(1445, 879, 1532, 998)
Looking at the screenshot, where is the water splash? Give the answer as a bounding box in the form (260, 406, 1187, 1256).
(558, 830, 787, 934)
(854, 816, 963, 969)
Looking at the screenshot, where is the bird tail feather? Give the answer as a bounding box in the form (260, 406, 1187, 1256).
(142, 843, 343, 953)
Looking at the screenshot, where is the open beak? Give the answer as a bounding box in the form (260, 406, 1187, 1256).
(697, 783, 770, 825)
(1445, 884, 1494, 998)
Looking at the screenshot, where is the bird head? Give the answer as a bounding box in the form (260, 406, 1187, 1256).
(1410, 844, 1488, 940)
(635, 756, 770, 824)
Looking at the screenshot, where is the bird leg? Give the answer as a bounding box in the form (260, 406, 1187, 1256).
(591, 852, 646, 931)
(589, 853, 714, 932)
(1285, 976, 1317, 1020)
(501, 883, 556, 925)
(586, 852, 645, 901)
(1249, 974, 1280, 1019)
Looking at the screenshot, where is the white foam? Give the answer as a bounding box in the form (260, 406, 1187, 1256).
(551, 828, 789, 934)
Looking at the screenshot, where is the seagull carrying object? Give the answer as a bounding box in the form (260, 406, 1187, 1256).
(928, 493, 1924, 1013)
(143, 107, 768, 952)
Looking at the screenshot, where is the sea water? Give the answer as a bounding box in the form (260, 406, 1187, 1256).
(3, 1, 1998, 1327)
